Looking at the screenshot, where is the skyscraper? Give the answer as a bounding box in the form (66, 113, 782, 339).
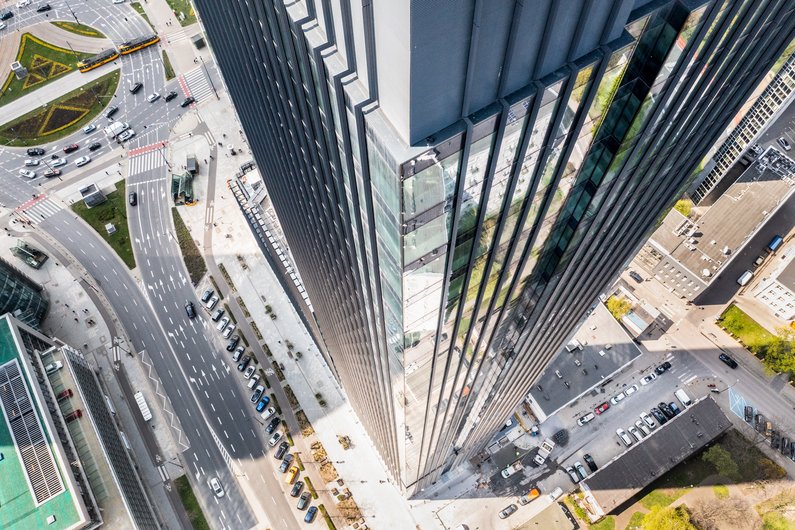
(195, 0, 795, 492)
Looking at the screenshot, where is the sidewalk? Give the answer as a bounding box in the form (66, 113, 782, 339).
(136, 0, 204, 76)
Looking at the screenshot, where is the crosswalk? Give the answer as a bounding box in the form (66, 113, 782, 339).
(16, 196, 61, 225)
(181, 67, 215, 103)
(129, 149, 166, 177)
(167, 30, 192, 44)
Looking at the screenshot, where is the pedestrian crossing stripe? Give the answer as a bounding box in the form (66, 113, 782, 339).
(182, 67, 215, 103)
(16, 197, 61, 225)
(128, 151, 166, 176)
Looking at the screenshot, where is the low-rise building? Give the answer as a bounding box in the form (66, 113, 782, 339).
(752, 250, 795, 321)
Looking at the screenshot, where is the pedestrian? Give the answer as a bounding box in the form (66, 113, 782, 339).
(65, 304, 69, 308)
(105, 170, 108, 175)
(74, 318, 78, 322)
(204, 159, 207, 164)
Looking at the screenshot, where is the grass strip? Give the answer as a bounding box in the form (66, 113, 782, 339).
(318, 504, 336, 529)
(174, 476, 211, 530)
(162, 49, 176, 81)
(130, 2, 156, 32)
(171, 207, 207, 285)
(304, 476, 318, 499)
(0, 69, 120, 146)
(51, 21, 106, 38)
(71, 179, 135, 269)
(165, 0, 197, 26)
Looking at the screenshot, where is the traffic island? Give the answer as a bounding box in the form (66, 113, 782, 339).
(50, 21, 107, 39)
(173, 476, 210, 530)
(0, 69, 120, 146)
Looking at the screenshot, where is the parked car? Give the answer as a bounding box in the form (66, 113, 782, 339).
(655, 361, 672, 374)
(0, 10, 13, 20)
(88, 142, 102, 151)
(165, 91, 178, 102)
(185, 301, 196, 319)
(0, 21, 7, 30)
(74, 156, 91, 167)
(265, 417, 281, 434)
(658, 402, 676, 419)
(628, 270, 643, 283)
(130, 82, 143, 94)
(777, 136, 791, 151)
(640, 373, 657, 385)
(250, 385, 265, 403)
(744, 405, 754, 423)
(222, 323, 236, 339)
(147, 92, 161, 103)
(128, 191, 137, 206)
(260, 406, 276, 421)
(19, 169, 36, 179)
(583, 454, 598, 472)
(243, 365, 256, 379)
(63, 143, 79, 153)
(206, 296, 219, 310)
(181, 96, 196, 107)
(616, 428, 633, 447)
(65, 409, 82, 422)
(285, 465, 299, 484)
(635, 420, 651, 436)
(216, 317, 229, 331)
(577, 412, 595, 426)
(274, 440, 289, 459)
(771, 431, 781, 449)
(304, 506, 318, 523)
(26, 147, 45, 156)
(290, 480, 304, 497)
(51, 157, 67, 167)
(226, 335, 239, 352)
(232, 346, 244, 362)
(668, 402, 681, 416)
(297, 491, 311, 510)
(82, 123, 96, 134)
(56, 388, 73, 401)
(651, 407, 668, 425)
(268, 432, 282, 447)
(210, 477, 224, 497)
(574, 461, 588, 480)
(498, 504, 518, 519)
(719, 353, 738, 369)
(43, 168, 61, 178)
(211, 309, 224, 322)
(781, 437, 791, 455)
(565, 466, 580, 483)
(247, 374, 260, 389)
(200, 289, 213, 303)
(279, 454, 293, 473)
(45, 361, 63, 374)
(625, 384, 638, 396)
(237, 355, 250, 371)
(628, 426, 644, 442)
(594, 402, 610, 415)
(256, 395, 271, 413)
(640, 412, 657, 429)
(609, 391, 626, 405)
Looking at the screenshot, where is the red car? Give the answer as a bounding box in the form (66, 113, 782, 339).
(594, 402, 610, 415)
(65, 409, 82, 423)
(56, 389, 73, 401)
(63, 143, 79, 153)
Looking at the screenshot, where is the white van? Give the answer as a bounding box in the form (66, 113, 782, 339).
(737, 270, 753, 286)
(674, 388, 692, 407)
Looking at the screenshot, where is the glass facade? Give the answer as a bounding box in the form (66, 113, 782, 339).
(196, 0, 795, 493)
(0, 258, 48, 328)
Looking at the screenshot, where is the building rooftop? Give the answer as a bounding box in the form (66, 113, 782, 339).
(582, 398, 731, 516)
(651, 150, 795, 285)
(775, 252, 795, 291)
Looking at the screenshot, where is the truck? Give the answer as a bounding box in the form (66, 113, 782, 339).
(767, 235, 783, 253)
(133, 391, 153, 421)
(737, 270, 753, 286)
(674, 388, 692, 407)
(532, 438, 556, 465)
(105, 121, 130, 138)
(501, 461, 523, 478)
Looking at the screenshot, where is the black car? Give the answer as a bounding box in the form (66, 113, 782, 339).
(0, 10, 13, 20)
(89, 142, 102, 151)
(265, 417, 281, 434)
(658, 402, 676, 419)
(279, 454, 293, 473)
(26, 147, 45, 156)
(129, 191, 137, 206)
(274, 441, 289, 459)
(583, 453, 598, 472)
(297, 491, 311, 510)
(106, 106, 119, 119)
(237, 355, 250, 371)
(63, 143, 79, 153)
(250, 386, 264, 403)
(290, 480, 303, 497)
(185, 301, 196, 319)
(719, 353, 738, 369)
(650, 407, 668, 424)
(744, 406, 754, 423)
(668, 402, 681, 416)
(180, 96, 196, 108)
(655, 361, 672, 375)
(201, 289, 213, 303)
(36, 4, 52, 13)
(771, 431, 781, 449)
(781, 437, 791, 455)
(628, 270, 643, 283)
(165, 91, 178, 102)
(43, 168, 61, 178)
(225, 335, 240, 351)
(130, 82, 143, 94)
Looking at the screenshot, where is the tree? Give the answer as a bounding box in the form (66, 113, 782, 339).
(642, 506, 696, 530)
(674, 199, 693, 218)
(702, 445, 741, 481)
(606, 296, 632, 320)
(690, 497, 752, 530)
(763, 327, 795, 374)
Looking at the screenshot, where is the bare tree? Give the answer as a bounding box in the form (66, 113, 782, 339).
(690, 497, 752, 530)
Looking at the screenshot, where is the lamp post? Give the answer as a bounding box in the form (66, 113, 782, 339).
(63, 0, 80, 24)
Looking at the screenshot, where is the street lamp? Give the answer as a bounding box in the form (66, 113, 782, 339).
(63, 0, 80, 24)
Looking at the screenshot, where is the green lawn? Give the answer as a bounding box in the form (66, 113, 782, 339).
(130, 2, 156, 32)
(0, 33, 93, 106)
(719, 304, 777, 354)
(174, 476, 210, 530)
(162, 50, 176, 81)
(0, 69, 120, 146)
(165, 0, 197, 26)
(51, 21, 106, 39)
(589, 515, 615, 530)
(172, 208, 207, 285)
(713, 485, 730, 499)
(71, 180, 136, 270)
(625, 512, 645, 530)
(639, 489, 685, 510)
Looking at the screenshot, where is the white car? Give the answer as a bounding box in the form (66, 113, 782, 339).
(52, 157, 67, 167)
(24, 159, 39, 166)
(635, 420, 651, 436)
(501, 462, 521, 479)
(45, 361, 63, 374)
(19, 169, 36, 179)
(616, 428, 633, 447)
(640, 373, 657, 385)
(0, 22, 6, 31)
(222, 324, 236, 339)
(268, 432, 282, 446)
(205, 296, 219, 310)
(147, 93, 160, 103)
(609, 391, 626, 405)
(118, 129, 136, 142)
(209, 477, 224, 498)
(576, 412, 595, 426)
(243, 365, 255, 379)
(82, 124, 96, 134)
(216, 317, 229, 331)
(628, 426, 644, 443)
(113, 0, 125, 4)
(74, 156, 91, 167)
(260, 406, 276, 420)
(17, 0, 32, 7)
(624, 384, 638, 396)
(640, 412, 657, 429)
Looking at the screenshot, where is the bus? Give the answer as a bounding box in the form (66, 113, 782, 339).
(77, 48, 119, 72)
(118, 34, 160, 55)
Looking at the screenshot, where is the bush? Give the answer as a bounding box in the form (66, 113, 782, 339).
(673, 199, 693, 218)
(296, 409, 315, 437)
(702, 445, 740, 481)
(285, 385, 300, 409)
(319, 462, 339, 482)
(337, 498, 362, 522)
(311, 441, 327, 462)
(606, 296, 632, 319)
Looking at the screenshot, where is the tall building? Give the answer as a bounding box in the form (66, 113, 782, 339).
(0, 258, 48, 328)
(195, 0, 795, 492)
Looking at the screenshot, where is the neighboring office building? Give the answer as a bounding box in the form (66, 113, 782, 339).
(753, 248, 795, 321)
(0, 314, 159, 530)
(692, 49, 795, 205)
(196, 0, 795, 492)
(0, 257, 48, 327)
